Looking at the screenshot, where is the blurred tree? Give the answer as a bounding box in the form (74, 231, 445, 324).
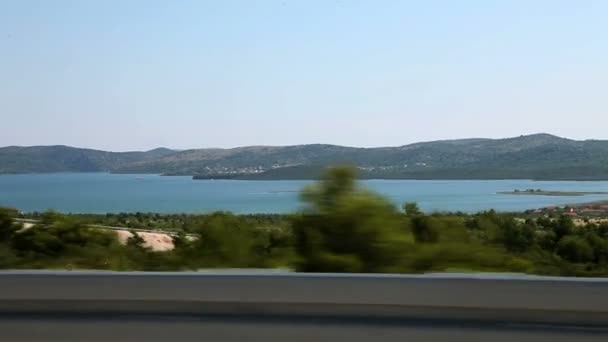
(410, 215, 440, 243)
(500, 218, 535, 253)
(598, 223, 608, 238)
(586, 233, 608, 264)
(556, 236, 594, 263)
(403, 202, 422, 216)
(293, 166, 409, 273)
(190, 212, 256, 268)
(0, 208, 18, 242)
(403, 202, 439, 243)
(11, 228, 65, 257)
(171, 231, 188, 250)
(537, 230, 557, 251)
(554, 215, 575, 240)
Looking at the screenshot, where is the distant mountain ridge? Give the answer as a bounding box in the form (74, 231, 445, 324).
(2, 134, 608, 180)
(0, 145, 176, 173)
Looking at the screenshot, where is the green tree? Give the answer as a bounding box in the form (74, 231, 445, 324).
(0, 208, 18, 242)
(556, 236, 594, 263)
(537, 230, 557, 251)
(586, 233, 608, 264)
(465, 215, 501, 243)
(553, 215, 575, 240)
(190, 212, 256, 268)
(11, 228, 65, 257)
(252, 226, 294, 268)
(403, 202, 439, 243)
(403, 202, 422, 216)
(171, 231, 188, 250)
(293, 166, 409, 273)
(410, 215, 440, 243)
(500, 219, 535, 253)
(598, 223, 608, 238)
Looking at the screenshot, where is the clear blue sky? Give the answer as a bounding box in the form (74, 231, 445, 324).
(1, 0, 607, 151)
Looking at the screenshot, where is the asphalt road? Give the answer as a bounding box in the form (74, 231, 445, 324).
(2, 272, 608, 341)
(2, 315, 607, 342)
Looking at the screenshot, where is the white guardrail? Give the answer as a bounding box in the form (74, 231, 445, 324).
(0, 271, 608, 326)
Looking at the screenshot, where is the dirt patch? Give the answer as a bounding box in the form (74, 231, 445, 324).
(115, 230, 175, 252)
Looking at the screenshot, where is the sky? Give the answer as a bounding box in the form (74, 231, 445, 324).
(1, 0, 607, 151)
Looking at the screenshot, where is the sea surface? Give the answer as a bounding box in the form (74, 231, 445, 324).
(1, 173, 608, 214)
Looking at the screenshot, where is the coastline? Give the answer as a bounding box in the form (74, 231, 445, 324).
(498, 190, 608, 197)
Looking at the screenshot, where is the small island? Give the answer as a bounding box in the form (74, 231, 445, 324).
(499, 189, 608, 197)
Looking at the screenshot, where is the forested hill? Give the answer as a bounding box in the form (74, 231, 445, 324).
(2, 134, 608, 180)
(0, 146, 176, 173)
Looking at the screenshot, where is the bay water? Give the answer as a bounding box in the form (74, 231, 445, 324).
(2, 173, 608, 214)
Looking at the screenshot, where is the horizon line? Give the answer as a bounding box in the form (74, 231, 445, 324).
(2, 133, 606, 153)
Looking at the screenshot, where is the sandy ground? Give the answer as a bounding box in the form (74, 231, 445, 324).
(17, 221, 176, 252)
(115, 230, 175, 252)
(21, 223, 35, 230)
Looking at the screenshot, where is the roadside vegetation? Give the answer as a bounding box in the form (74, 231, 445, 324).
(3, 166, 608, 276)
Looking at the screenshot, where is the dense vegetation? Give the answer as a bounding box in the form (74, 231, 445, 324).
(3, 134, 608, 180)
(0, 145, 175, 173)
(3, 166, 608, 275)
(22, 211, 290, 234)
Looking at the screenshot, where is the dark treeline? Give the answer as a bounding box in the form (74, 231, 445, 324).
(3, 167, 608, 275)
(1, 209, 294, 270)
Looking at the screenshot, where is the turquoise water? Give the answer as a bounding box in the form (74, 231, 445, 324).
(1, 173, 608, 214)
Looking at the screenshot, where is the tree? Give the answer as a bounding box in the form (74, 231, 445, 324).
(586, 233, 608, 264)
(0, 208, 18, 242)
(553, 215, 575, 240)
(171, 231, 188, 250)
(537, 230, 557, 251)
(410, 215, 440, 243)
(598, 223, 608, 238)
(50, 217, 91, 246)
(500, 219, 535, 253)
(293, 166, 409, 273)
(403, 202, 422, 216)
(556, 236, 594, 263)
(252, 226, 294, 268)
(190, 212, 256, 268)
(403, 202, 439, 243)
(11, 228, 65, 257)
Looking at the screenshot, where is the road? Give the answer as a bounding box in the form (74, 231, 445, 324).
(2, 314, 607, 341)
(1, 271, 608, 341)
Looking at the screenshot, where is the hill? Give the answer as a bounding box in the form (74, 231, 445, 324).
(2, 134, 608, 180)
(0, 145, 176, 173)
